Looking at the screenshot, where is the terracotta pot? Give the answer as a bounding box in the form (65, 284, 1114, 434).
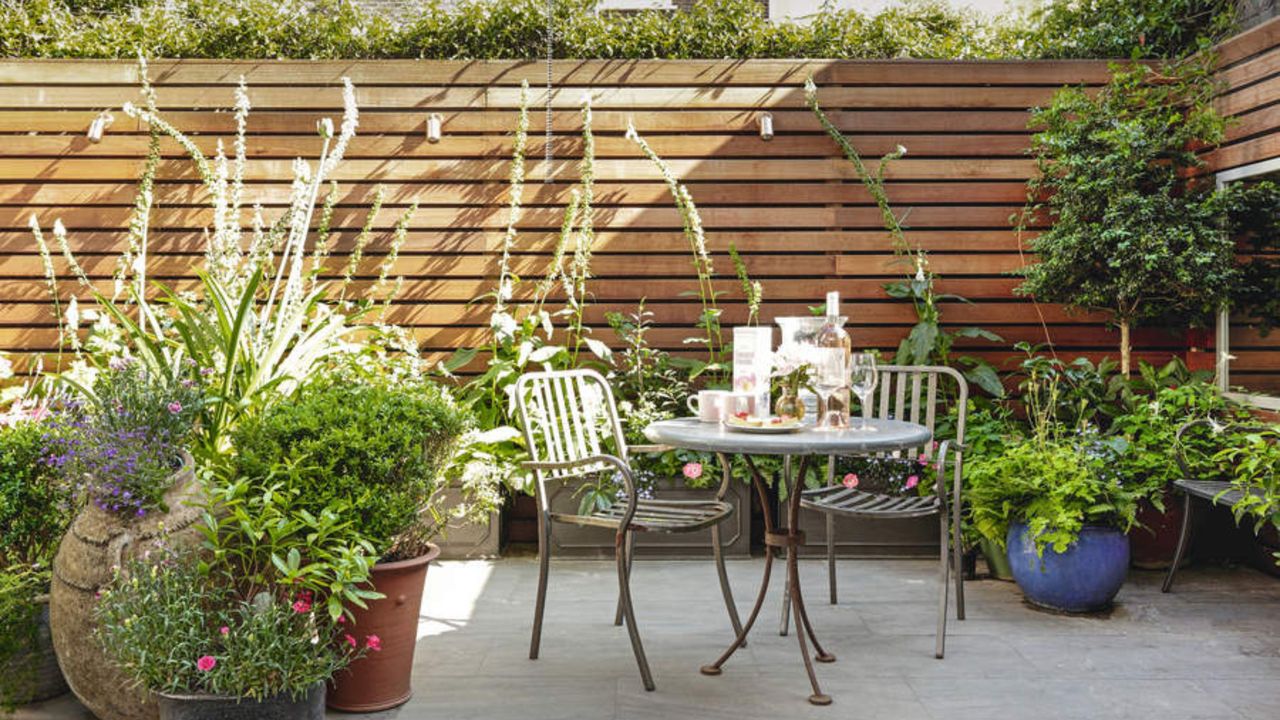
(51, 452, 202, 720)
(157, 683, 324, 720)
(1129, 491, 1188, 570)
(326, 543, 440, 712)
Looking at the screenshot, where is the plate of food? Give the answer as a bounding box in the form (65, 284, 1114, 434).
(723, 414, 806, 434)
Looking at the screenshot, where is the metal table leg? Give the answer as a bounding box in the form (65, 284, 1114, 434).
(702, 455, 835, 706)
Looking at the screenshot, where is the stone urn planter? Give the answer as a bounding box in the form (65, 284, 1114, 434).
(50, 451, 202, 720)
(157, 683, 325, 720)
(326, 544, 441, 712)
(1007, 523, 1130, 613)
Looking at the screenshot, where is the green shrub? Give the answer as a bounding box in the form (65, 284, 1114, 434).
(0, 0, 1223, 61)
(0, 418, 73, 569)
(230, 379, 468, 560)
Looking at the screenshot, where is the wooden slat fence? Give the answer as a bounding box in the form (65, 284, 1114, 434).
(0, 54, 1264, 376)
(1207, 18, 1280, 393)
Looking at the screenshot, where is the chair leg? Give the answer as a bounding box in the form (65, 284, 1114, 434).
(712, 523, 746, 644)
(530, 514, 552, 660)
(616, 529, 655, 691)
(952, 500, 965, 621)
(614, 529, 635, 626)
(827, 513, 838, 605)
(936, 508, 950, 659)
(1163, 492, 1195, 593)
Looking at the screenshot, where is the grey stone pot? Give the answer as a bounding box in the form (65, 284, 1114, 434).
(156, 683, 324, 720)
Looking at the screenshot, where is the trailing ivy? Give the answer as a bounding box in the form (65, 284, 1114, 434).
(0, 0, 1232, 60)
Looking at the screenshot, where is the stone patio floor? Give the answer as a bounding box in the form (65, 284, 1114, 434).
(19, 556, 1280, 720)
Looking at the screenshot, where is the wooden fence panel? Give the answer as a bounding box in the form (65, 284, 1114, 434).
(0, 56, 1200, 377)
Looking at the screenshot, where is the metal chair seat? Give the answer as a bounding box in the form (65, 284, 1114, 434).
(801, 486, 940, 520)
(552, 498, 734, 533)
(1163, 421, 1277, 594)
(1172, 478, 1259, 506)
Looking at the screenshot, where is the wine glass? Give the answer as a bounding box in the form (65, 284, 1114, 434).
(809, 345, 847, 430)
(848, 353, 879, 432)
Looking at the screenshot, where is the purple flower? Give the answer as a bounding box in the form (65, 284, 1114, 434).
(167, 402, 183, 415)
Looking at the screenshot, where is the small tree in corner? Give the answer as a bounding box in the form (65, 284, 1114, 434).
(1016, 58, 1236, 375)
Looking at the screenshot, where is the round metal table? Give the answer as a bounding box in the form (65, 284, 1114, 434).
(644, 417, 933, 706)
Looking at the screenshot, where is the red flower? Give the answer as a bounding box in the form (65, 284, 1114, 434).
(292, 598, 312, 614)
(366, 635, 382, 652)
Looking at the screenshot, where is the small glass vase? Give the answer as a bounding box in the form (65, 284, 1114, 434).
(775, 387, 806, 422)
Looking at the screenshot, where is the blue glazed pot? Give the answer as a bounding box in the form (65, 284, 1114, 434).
(1006, 523, 1130, 613)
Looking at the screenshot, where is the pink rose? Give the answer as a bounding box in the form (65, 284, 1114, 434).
(905, 475, 919, 490)
(682, 462, 703, 480)
(842, 473, 859, 489)
(196, 655, 216, 672)
(167, 401, 183, 414)
(366, 635, 382, 652)
(219, 626, 229, 636)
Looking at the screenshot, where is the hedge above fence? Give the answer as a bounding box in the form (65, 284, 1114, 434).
(0, 0, 1234, 61)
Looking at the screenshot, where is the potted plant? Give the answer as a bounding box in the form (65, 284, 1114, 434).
(228, 375, 469, 712)
(1111, 378, 1249, 568)
(95, 541, 372, 720)
(0, 401, 76, 710)
(1216, 427, 1280, 573)
(45, 358, 203, 720)
(966, 371, 1139, 613)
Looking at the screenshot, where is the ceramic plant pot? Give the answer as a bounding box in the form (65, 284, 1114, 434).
(1007, 522, 1129, 613)
(326, 544, 440, 712)
(157, 683, 325, 720)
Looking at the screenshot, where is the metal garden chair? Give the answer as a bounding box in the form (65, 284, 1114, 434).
(784, 365, 967, 659)
(512, 369, 742, 692)
(1163, 419, 1276, 593)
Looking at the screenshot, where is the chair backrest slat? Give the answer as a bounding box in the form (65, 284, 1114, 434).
(513, 369, 628, 508)
(855, 365, 968, 460)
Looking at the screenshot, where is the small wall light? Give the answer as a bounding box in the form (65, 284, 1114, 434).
(87, 111, 114, 143)
(758, 112, 774, 141)
(426, 113, 444, 143)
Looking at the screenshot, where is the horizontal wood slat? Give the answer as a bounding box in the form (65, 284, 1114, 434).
(1211, 17, 1280, 394)
(0, 57, 1213, 373)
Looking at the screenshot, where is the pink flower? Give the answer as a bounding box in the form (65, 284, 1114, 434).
(336, 615, 346, 625)
(365, 635, 382, 652)
(682, 462, 703, 480)
(167, 401, 183, 414)
(196, 655, 217, 672)
(292, 598, 312, 614)
(219, 626, 229, 636)
(905, 475, 920, 490)
(344, 634, 357, 649)
(918, 453, 928, 463)
(842, 473, 859, 489)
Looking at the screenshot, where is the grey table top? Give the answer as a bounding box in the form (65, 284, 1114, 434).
(644, 417, 932, 456)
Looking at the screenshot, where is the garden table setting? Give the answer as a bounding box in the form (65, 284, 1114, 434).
(644, 416, 932, 705)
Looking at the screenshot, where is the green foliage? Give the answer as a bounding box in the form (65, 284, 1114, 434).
(1016, 60, 1235, 372)
(229, 379, 468, 560)
(1110, 382, 1249, 508)
(1016, 0, 1234, 59)
(0, 566, 48, 713)
(966, 436, 1139, 555)
(1214, 428, 1280, 545)
(0, 419, 73, 569)
(1219, 180, 1280, 337)
(0, 0, 998, 61)
(95, 552, 363, 701)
